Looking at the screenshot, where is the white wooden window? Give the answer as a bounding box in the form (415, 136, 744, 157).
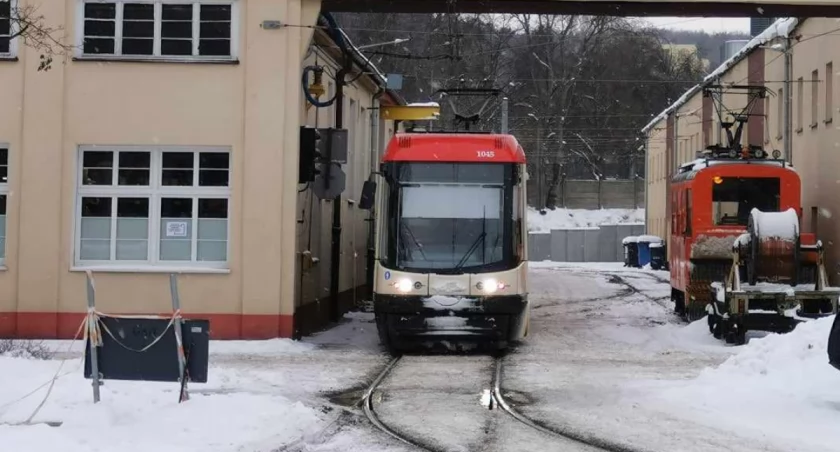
(76, 0, 238, 61)
(0, 0, 19, 57)
(75, 146, 230, 269)
(0, 146, 7, 265)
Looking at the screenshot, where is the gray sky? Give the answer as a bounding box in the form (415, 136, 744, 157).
(641, 17, 751, 33)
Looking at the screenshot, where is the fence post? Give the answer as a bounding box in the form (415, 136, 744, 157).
(85, 271, 101, 404)
(170, 274, 190, 402)
(597, 178, 603, 209)
(560, 175, 566, 208)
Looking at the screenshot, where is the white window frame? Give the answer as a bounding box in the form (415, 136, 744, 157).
(0, 143, 7, 267)
(73, 145, 231, 272)
(0, 0, 20, 58)
(74, 0, 239, 62)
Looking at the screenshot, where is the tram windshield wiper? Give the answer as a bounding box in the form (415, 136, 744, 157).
(398, 222, 428, 267)
(453, 231, 487, 273)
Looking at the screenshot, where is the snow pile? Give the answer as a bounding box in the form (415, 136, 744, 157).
(0, 340, 329, 452)
(407, 102, 440, 108)
(690, 234, 741, 259)
(636, 234, 662, 244)
(645, 315, 840, 451)
(751, 208, 799, 240)
(527, 207, 644, 233)
(679, 158, 796, 173)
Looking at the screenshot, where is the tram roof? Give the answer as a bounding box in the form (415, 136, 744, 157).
(671, 158, 796, 183)
(383, 132, 526, 164)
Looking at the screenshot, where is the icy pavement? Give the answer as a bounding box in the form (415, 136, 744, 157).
(1, 264, 839, 451)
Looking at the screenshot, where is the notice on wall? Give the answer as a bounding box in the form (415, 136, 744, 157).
(166, 221, 188, 237)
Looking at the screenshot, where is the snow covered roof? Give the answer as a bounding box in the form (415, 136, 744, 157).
(641, 18, 799, 134)
(678, 158, 797, 173)
(408, 102, 441, 108)
(637, 234, 663, 243)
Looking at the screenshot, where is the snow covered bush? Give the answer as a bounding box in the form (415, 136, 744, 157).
(0, 340, 53, 359)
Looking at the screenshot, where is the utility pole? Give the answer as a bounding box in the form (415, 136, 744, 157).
(783, 37, 793, 164)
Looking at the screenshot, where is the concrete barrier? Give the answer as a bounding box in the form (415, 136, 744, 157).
(529, 223, 645, 262)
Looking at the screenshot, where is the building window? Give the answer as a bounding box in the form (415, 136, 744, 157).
(776, 88, 784, 139)
(0, 146, 6, 265)
(77, 1, 237, 61)
(0, 0, 19, 57)
(826, 62, 833, 124)
(811, 69, 819, 128)
(75, 146, 230, 269)
(796, 77, 804, 132)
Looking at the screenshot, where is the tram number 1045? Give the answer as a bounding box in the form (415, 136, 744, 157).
(477, 151, 496, 158)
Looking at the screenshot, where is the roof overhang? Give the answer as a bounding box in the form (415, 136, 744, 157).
(381, 105, 441, 121)
(322, 0, 840, 16)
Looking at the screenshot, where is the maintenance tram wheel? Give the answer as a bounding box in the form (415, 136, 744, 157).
(708, 313, 724, 339)
(722, 321, 746, 345)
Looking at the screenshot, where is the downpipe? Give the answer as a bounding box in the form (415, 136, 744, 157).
(367, 87, 385, 299)
(323, 12, 352, 323)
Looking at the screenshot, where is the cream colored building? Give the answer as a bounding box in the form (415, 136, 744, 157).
(644, 17, 840, 282)
(0, 0, 405, 339)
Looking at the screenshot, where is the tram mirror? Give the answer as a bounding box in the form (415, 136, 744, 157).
(359, 179, 377, 210)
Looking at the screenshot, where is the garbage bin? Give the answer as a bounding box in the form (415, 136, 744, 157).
(622, 236, 638, 268)
(649, 240, 666, 270)
(636, 235, 663, 268)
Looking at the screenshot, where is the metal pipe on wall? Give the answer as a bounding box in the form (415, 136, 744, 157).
(784, 37, 793, 164)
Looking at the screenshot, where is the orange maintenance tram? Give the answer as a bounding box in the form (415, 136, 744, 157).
(668, 146, 818, 321)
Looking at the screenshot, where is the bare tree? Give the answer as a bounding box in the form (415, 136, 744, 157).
(333, 12, 705, 208)
(6, 2, 74, 70)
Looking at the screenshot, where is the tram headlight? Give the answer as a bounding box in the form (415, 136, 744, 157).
(476, 279, 507, 294)
(395, 278, 413, 293)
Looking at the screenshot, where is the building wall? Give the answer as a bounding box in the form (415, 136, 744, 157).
(644, 17, 840, 283)
(0, 0, 395, 340)
(294, 43, 397, 335)
(783, 18, 840, 275)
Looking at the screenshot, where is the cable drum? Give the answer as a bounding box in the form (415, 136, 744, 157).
(747, 208, 800, 285)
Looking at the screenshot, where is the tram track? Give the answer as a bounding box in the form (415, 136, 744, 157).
(361, 354, 653, 452)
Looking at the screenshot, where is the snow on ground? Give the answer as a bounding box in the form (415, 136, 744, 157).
(3, 262, 839, 452)
(0, 339, 327, 452)
(526, 207, 644, 233)
(630, 315, 840, 452)
(0, 312, 392, 452)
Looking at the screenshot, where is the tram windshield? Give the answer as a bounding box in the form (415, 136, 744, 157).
(388, 162, 515, 273)
(712, 177, 781, 225)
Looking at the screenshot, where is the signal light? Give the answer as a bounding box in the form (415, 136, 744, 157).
(299, 127, 323, 183)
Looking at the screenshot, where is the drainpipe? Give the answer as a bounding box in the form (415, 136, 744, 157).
(322, 12, 352, 323)
(673, 113, 679, 173)
(366, 86, 385, 297)
(783, 37, 793, 164)
(644, 135, 649, 233)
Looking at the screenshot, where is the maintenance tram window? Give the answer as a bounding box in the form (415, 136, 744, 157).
(712, 177, 780, 225)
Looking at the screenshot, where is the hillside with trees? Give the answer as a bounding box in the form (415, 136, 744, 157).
(331, 13, 715, 207)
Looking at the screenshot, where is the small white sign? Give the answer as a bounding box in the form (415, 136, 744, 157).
(166, 221, 188, 237)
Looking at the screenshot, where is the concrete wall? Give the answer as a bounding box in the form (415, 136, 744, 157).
(528, 224, 646, 262)
(528, 179, 644, 209)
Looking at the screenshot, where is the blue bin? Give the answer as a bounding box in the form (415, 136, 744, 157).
(636, 235, 663, 268)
